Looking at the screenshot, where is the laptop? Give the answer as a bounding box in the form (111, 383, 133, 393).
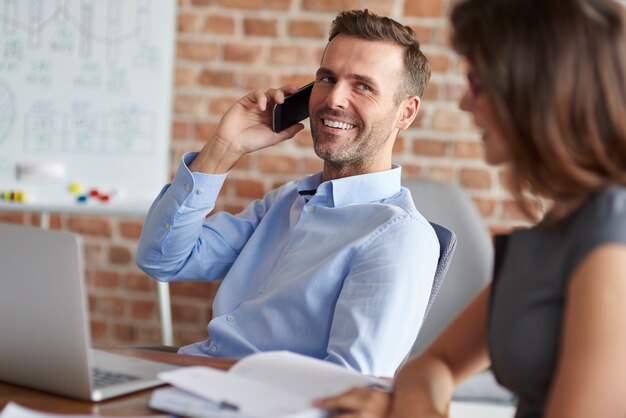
(0, 222, 177, 401)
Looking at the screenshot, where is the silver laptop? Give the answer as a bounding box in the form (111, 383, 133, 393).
(0, 222, 177, 401)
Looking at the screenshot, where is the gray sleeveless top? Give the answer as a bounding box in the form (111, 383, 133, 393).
(488, 187, 626, 418)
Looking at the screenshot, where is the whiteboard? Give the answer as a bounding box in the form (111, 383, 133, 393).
(0, 0, 174, 213)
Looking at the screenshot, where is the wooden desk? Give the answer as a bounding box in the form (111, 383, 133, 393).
(0, 347, 237, 416)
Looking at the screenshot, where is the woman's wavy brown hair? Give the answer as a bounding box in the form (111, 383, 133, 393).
(451, 0, 626, 223)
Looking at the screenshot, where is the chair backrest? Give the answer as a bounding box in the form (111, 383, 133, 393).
(424, 222, 456, 321)
(406, 178, 493, 357)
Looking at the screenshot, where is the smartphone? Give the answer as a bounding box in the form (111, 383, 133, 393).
(272, 82, 314, 133)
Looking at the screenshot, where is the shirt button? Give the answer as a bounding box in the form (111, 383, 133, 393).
(307, 206, 315, 213)
(196, 188, 204, 195)
(164, 223, 171, 229)
(184, 184, 191, 192)
(211, 345, 217, 353)
(226, 315, 234, 321)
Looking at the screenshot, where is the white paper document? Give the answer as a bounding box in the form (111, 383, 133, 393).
(0, 402, 164, 418)
(150, 351, 390, 418)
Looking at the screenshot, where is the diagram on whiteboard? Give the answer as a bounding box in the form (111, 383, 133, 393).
(0, 81, 14, 146)
(0, 0, 174, 206)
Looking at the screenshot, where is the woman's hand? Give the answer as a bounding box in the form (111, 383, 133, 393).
(314, 386, 392, 418)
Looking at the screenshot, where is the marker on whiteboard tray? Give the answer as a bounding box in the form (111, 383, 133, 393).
(68, 182, 84, 195)
(1, 190, 28, 203)
(16, 162, 66, 182)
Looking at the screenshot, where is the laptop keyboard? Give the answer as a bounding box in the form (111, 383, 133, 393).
(92, 368, 141, 388)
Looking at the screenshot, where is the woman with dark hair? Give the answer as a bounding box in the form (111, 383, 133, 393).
(316, 0, 626, 417)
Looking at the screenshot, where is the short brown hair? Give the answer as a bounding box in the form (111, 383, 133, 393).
(451, 0, 626, 223)
(329, 9, 430, 99)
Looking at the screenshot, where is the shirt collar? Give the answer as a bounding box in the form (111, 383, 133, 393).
(296, 165, 402, 207)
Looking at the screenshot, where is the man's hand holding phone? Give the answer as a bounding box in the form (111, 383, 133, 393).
(189, 84, 307, 175)
(272, 81, 314, 133)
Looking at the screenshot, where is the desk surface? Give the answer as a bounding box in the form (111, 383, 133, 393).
(0, 347, 236, 416)
(0, 348, 516, 418)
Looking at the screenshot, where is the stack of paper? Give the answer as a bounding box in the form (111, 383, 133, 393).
(149, 351, 390, 418)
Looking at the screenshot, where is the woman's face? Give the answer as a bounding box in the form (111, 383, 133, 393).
(459, 69, 511, 165)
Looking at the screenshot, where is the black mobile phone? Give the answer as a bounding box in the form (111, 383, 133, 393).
(272, 82, 314, 133)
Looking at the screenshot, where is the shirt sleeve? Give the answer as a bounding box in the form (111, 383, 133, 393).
(323, 216, 440, 377)
(136, 152, 272, 282)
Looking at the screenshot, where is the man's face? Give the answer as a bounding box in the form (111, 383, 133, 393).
(309, 34, 409, 175)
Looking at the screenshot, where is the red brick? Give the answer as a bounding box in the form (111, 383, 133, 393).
(68, 216, 112, 237)
(410, 24, 434, 45)
(412, 139, 448, 157)
(170, 281, 220, 298)
(202, 15, 236, 35)
(270, 46, 319, 66)
(280, 75, 315, 89)
(172, 120, 189, 141)
(195, 122, 218, 142)
(83, 243, 103, 264)
(234, 178, 266, 199)
(175, 65, 198, 87)
(427, 53, 451, 73)
(119, 220, 143, 239)
(198, 69, 236, 87)
(126, 272, 155, 292)
(218, 0, 262, 8)
(175, 329, 209, 346)
(359, 0, 394, 14)
(94, 270, 120, 288)
(132, 300, 157, 320)
(114, 324, 136, 342)
(0, 211, 25, 224)
(244, 18, 278, 37)
(136, 327, 161, 344)
(432, 107, 471, 132)
(232, 154, 252, 171)
(454, 141, 484, 159)
(177, 40, 219, 61)
(109, 245, 133, 265)
(209, 96, 239, 115)
(422, 81, 439, 101)
(502, 200, 531, 222)
(288, 20, 328, 39)
(223, 203, 246, 214)
(402, 164, 423, 178)
(302, 0, 358, 12)
(49, 214, 62, 229)
(294, 130, 313, 149)
(224, 44, 265, 64)
(446, 80, 468, 102)
(172, 303, 203, 323)
(266, 0, 291, 10)
(472, 196, 497, 217)
(393, 136, 405, 154)
(90, 321, 109, 340)
(304, 157, 323, 173)
(259, 155, 298, 174)
(241, 72, 276, 90)
(174, 94, 207, 115)
(178, 13, 200, 33)
(404, 0, 444, 17)
(191, 0, 211, 5)
(409, 111, 426, 129)
(429, 166, 456, 182)
(98, 296, 126, 316)
(460, 167, 493, 190)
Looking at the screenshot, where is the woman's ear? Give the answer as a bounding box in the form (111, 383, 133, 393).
(397, 96, 420, 130)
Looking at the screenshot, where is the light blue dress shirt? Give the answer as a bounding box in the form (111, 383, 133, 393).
(137, 152, 439, 376)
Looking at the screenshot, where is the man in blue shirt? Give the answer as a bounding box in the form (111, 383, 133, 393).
(137, 9, 439, 377)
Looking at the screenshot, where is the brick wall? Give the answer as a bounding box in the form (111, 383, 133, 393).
(9, 0, 617, 347)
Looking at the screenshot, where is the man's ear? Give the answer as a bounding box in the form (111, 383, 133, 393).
(396, 96, 420, 130)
